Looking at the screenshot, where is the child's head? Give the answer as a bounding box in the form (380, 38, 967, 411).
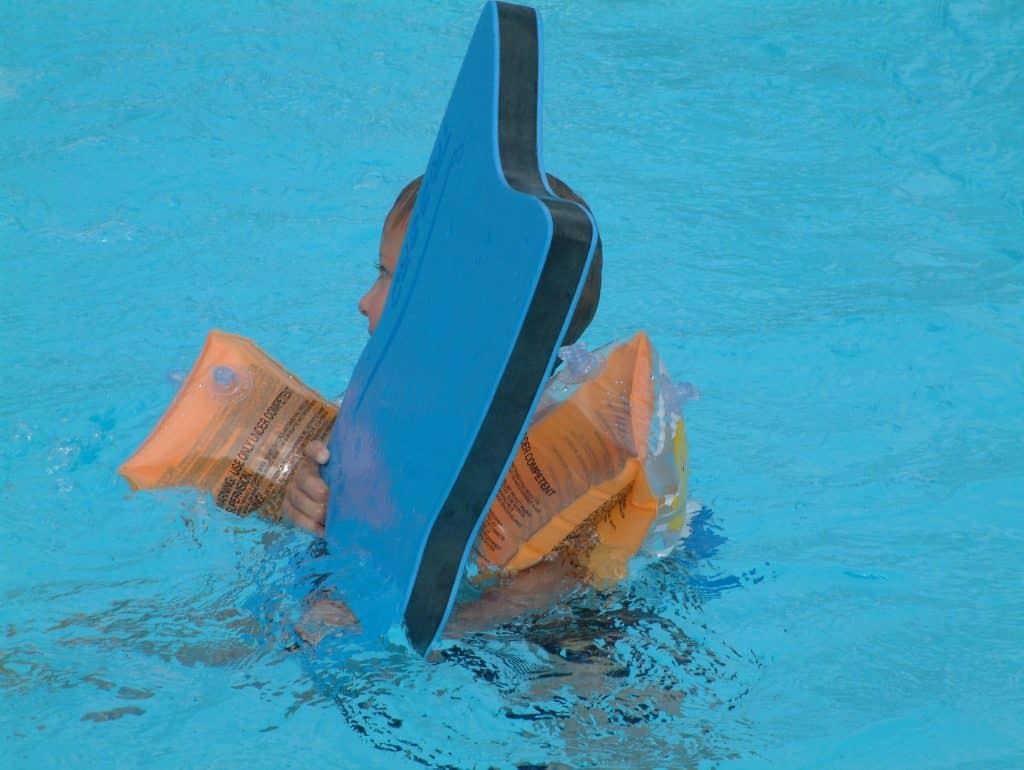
(358, 174, 603, 342)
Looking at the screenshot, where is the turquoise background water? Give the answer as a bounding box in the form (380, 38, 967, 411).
(2, 1, 1022, 768)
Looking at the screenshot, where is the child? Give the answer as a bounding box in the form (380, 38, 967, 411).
(282, 174, 603, 538)
(282, 174, 605, 627)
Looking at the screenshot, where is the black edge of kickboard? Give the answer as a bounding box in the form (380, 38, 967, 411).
(404, 2, 596, 655)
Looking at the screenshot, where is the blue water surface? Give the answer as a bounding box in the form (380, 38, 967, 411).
(2, 1, 1022, 768)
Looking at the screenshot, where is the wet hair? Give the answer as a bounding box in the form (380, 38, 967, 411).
(384, 174, 603, 347)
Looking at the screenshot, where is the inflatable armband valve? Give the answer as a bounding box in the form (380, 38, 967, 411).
(557, 341, 601, 384)
(119, 331, 337, 519)
(321, 1, 597, 655)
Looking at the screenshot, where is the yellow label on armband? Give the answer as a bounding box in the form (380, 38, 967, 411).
(673, 414, 689, 494)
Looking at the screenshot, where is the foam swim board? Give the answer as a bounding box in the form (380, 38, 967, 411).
(321, 1, 597, 655)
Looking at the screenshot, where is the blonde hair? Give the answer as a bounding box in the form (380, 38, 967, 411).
(384, 174, 602, 346)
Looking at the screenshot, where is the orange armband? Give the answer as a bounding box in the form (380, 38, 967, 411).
(119, 331, 337, 519)
(120, 330, 692, 585)
(474, 332, 691, 586)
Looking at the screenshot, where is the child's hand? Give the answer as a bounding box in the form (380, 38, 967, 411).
(282, 441, 330, 536)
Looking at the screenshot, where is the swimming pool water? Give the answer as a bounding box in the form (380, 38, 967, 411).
(2, 1, 1022, 768)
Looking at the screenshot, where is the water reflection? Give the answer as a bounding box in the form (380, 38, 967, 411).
(8, 506, 755, 768)
(289, 507, 757, 768)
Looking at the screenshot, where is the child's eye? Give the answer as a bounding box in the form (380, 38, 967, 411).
(375, 262, 390, 277)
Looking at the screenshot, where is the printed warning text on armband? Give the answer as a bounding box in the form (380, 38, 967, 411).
(480, 531, 502, 553)
(216, 469, 256, 512)
(496, 483, 529, 527)
(520, 435, 556, 497)
(226, 387, 293, 478)
(213, 387, 294, 513)
(258, 399, 314, 479)
(508, 464, 543, 514)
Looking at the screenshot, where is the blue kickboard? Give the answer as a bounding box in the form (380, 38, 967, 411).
(322, 1, 597, 655)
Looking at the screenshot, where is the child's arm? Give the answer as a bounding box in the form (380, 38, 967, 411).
(281, 441, 330, 536)
(445, 553, 580, 634)
(284, 447, 584, 638)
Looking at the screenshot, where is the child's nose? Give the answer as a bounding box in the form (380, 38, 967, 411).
(357, 292, 370, 318)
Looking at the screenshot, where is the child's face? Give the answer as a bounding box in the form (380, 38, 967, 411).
(358, 218, 407, 335)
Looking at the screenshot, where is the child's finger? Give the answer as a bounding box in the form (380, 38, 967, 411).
(283, 482, 327, 528)
(294, 509, 326, 537)
(293, 460, 329, 502)
(304, 441, 330, 466)
(288, 480, 326, 520)
(286, 504, 326, 537)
